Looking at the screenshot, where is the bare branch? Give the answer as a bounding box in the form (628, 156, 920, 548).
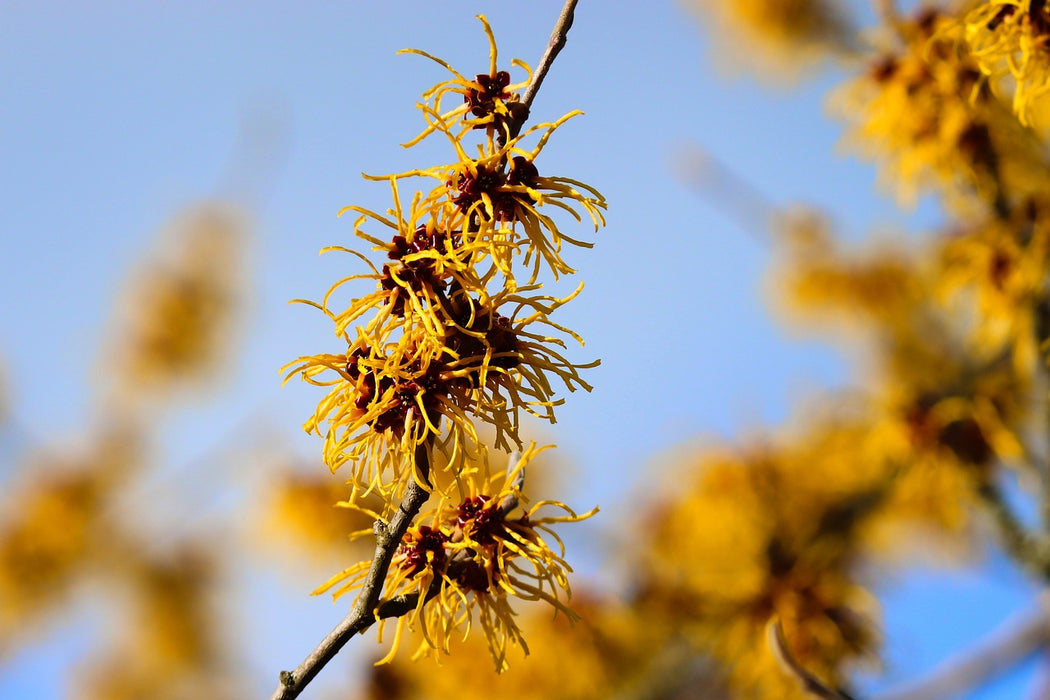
(673, 143, 776, 244)
(878, 603, 1050, 700)
(503, 0, 580, 143)
(270, 442, 432, 700)
(522, 0, 579, 110)
(498, 450, 523, 517)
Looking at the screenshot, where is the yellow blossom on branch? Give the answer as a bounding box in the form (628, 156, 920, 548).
(399, 15, 532, 146)
(397, 109, 606, 284)
(286, 15, 603, 503)
(313, 445, 596, 671)
(274, 14, 603, 691)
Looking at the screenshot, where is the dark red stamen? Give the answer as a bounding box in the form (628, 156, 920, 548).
(398, 525, 449, 578)
(464, 71, 514, 131)
(458, 495, 507, 544)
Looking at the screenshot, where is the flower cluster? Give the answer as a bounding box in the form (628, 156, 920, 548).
(286, 15, 603, 670)
(632, 438, 881, 700)
(286, 16, 605, 504)
(958, 0, 1050, 124)
(315, 446, 595, 670)
(284, 4, 1050, 699)
(832, 8, 1050, 211)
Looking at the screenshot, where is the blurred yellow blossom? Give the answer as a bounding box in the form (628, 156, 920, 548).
(936, 203, 1050, 375)
(682, 0, 853, 79)
(103, 203, 247, 408)
(75, 548, 239, 700)
(636, 443, 880, 699)
(261, 465, 385, 565)
(832, 8, 1049, 211)
(0, 427, 140, 653)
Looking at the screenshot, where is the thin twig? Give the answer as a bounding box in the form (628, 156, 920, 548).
(878, 602, 1050, 700)
(522, 0, 578, 110)
(769, 619, 858, 700)
(502, 0, 580, 144)
(673, 143, 777, 244)
(269, 442, 432, 700)
(1033, 294, 1050, 532)
(498, 450, 523, 516)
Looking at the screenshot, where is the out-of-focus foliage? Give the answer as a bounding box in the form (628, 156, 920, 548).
(831, 7, 1050, 210)
(0, 201, 251, 698)
(681, 0, 854, 79)
(73, 547, 238, 700)
(0, 428, 141, 656)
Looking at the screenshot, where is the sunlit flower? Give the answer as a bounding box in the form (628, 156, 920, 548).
(285, 325, 478, 498)
(314, 445, 597, 671)
(832, 8, 1049, 210)
(400, 15, 532, 145)
(287, 274, 597, 499)
(960, 0, 1050, 124)
(437, 280, 598, 451)
(399, 112, 606, 284)
(390, 15, 606, 284)
(314, 179, 488, 344)
(288, 17, 603, 502)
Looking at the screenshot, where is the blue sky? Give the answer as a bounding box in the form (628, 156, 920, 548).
(0, 1, 1041, 697)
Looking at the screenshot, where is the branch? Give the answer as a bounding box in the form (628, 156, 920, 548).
(877, 603, 1050, 700)
(498, 450, 524, 517)
(504, 0, 580, 143)
(270, 442, 432, 700)
(768, 619, 858, 700)
(673, 143, 776, 244)
(522, 0, 578, 110)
